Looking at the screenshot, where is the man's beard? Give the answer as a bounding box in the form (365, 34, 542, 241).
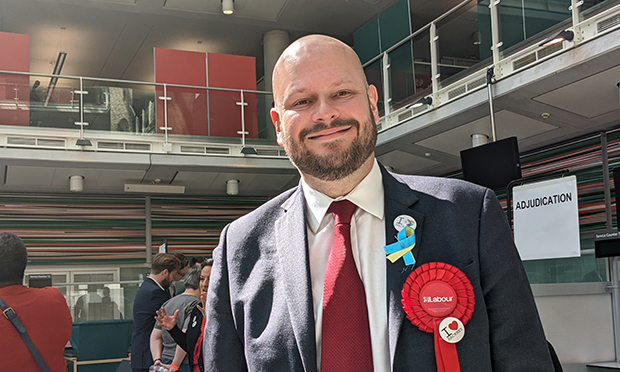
(280, 109, 377, 181)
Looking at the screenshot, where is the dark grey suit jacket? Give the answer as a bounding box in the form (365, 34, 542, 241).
(204, 166, 555, 371)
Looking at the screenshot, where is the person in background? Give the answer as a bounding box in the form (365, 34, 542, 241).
(101, 286, 123, 319)
(0, 232, 72, 372)
(74, 284, 102, 322)
(203, 35, 555, 371)
(131, 253, 188, 372)
(169, 251, 190, 297)
(189, 256, 204, 267)
(150, 265, 202, 372)
(155, 258, 212, 372)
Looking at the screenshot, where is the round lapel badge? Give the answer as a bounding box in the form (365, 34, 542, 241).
(438, 317, 465, 344)
(394, 214, 417, 232)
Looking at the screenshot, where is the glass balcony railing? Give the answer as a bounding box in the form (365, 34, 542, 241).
(0, 72, 278, 150)
(436, 0, 493, 90)
(362, 0, 620, 131)
(1, 0, 619, 150)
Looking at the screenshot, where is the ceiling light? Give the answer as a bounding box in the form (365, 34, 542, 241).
(124, 184, 185, 194)
(227, 179, 239, 196)
(222, 0, 234, 15)
(471, 133, 489, 148)
(539, 30, 574, 47)
(407, 96, 433, 109)
(69, 175, 84, 192)
(44, 51, 67, 106)
(471, 31, 482, 46)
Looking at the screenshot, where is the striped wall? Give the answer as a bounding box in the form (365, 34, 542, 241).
(0, 195, 267, 265)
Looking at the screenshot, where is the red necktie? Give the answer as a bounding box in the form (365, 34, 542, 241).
(321, 200, 373, 372)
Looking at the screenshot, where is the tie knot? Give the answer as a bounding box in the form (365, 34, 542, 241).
(328, 200, 357, 225)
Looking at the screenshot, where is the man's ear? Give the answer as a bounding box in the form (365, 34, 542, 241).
(270, 107, 284, 146)
(367, 84, 380, 124)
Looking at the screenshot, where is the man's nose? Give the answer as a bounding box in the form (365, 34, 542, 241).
(311, 98, 339, 124)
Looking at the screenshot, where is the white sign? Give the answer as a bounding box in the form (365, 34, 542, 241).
(513, 175, 580, 260)
(159, 241, 167, 254)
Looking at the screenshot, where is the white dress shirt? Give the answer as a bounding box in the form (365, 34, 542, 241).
(302, 160, 390, 372)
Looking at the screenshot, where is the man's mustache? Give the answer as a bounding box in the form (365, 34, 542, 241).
(299, 118, 360, 141)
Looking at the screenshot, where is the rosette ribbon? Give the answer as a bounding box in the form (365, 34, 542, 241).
(401, 262, 475, 372)
(384, 224, 416, 266)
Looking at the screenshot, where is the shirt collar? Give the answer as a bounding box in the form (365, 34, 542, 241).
(302, 159, 384, 233)
(148, 275, 166, 292)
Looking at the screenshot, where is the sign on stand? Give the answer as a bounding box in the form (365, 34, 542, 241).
(513, 175, 580, 260)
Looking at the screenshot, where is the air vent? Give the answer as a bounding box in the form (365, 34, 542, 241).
(180, 146, 205, 154)
(598, 14, 620, 33)
(7, 137, 36, 146)
(37, 139, 66, 148)
(256, 149, 279, 156)
(448, 85, 467, 100)
(125, 143, 151, 151)
(398, 110, 413, 122)
(205, 147, 230, 155)
(537, 42, 563, 59)
(97, 142, 124, 150)
(513, 52, 537, 70)
(467, 76, 486, 91)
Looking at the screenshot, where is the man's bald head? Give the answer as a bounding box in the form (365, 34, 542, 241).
(272, 35, 369, 109)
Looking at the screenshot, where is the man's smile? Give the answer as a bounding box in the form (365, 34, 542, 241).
(306, 126, 352, 141)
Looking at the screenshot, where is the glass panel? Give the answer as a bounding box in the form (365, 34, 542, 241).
(497, 0, 572, 57)
(523, 253, 608, 283)
(386, 30, 434, 110)
(580, 0, 620, 20)
(80, 80, 158, 135)
(28, 76, 83, 130)
(436, 0, 489, 89)
(364, 59, 384, 117)
(256, 92, 276, 140)
(0, 73, 29, 126)
(53, 281, 128, 322)
(157, 86, 209, 137)
(70, 272, 121, 322)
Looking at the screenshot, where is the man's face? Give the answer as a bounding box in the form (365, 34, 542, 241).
(172, 265, 188, 282)
(271, 41, 380, 181)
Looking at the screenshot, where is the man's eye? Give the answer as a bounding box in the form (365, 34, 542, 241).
(336, 91, 351, 97)
(294, 99, 309, 106)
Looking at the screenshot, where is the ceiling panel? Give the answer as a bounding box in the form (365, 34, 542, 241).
(416, 110, 558, 156)
(377, 150, 441, 174)
(4, 165, 146, 193)
(533, 65, 620, 118)
(164, 0, 291, 22)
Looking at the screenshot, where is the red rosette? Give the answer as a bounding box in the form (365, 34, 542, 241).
(401, 262, 475, 372)
(401, 262, 475, 331)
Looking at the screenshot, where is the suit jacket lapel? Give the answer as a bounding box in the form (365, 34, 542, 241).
(275, 187, 317, 372)
(380, 165, 426, 367)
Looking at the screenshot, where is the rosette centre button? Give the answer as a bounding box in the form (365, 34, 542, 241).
(419, 280, 457, 317)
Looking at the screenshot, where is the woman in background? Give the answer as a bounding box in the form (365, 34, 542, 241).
(154, 258, 212, 372)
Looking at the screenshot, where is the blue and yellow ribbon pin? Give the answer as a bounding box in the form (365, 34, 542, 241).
(384, 224, 416, 266)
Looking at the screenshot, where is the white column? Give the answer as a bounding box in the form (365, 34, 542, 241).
(263, 30, 290, 140)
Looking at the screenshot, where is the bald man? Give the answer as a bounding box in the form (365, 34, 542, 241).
(204, 35, 555, 372)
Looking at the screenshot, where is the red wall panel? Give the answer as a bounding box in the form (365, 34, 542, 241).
(207, 53, 258, 138)
(154, 48, 208, 136)
(0, 31, 29, 126)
